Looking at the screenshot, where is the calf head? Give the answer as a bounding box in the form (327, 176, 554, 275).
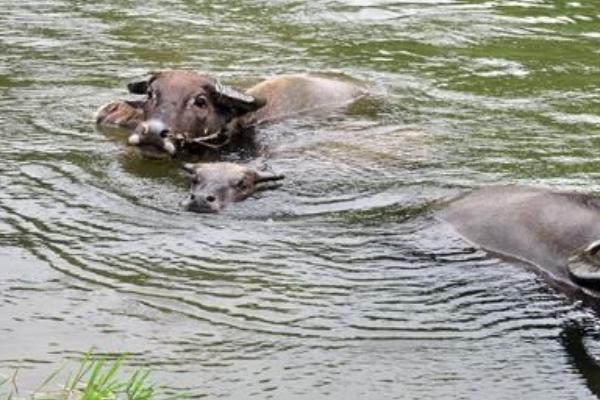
(127, 70, 266, 155)
(180, 162, 284, 213)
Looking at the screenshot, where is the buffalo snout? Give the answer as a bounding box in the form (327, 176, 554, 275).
(128, 119, 177, 156)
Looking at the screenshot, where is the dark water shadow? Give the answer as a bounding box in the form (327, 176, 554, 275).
(560, 322, 600, 399)
(97, 123, 264, 177)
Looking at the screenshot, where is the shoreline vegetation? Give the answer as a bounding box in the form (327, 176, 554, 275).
(0, 354, 183, 400)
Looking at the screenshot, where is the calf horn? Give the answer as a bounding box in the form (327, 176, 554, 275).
(256, 172, 285, 183)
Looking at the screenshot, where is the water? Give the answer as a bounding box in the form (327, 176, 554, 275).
(2, 0, 600, 398)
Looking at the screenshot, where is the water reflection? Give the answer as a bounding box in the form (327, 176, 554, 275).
(560, 321, 600, 398)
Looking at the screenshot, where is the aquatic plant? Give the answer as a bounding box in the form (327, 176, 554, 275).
(0, 353, 182, 400)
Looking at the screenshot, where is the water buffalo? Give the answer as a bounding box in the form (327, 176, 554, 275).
(95, 70, 367, 156)
(180, 162, 284, 213)
(437, 185, 600, 303)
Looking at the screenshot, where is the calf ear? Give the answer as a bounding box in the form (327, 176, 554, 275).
(180, 163, 197, 177)
(255, 171, 285, 183)
(213, 81, 266, 114)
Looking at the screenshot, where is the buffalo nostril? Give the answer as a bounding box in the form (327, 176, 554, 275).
(206, 195, 216, 203)
(145, 120, 170, 137)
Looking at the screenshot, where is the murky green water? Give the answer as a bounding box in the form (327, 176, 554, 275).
(3, 0, 600, 398)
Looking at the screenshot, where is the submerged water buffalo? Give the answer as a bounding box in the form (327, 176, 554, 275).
(437, 185, 600, 303)
(180, 162, 284, 213)
(96, 70, 367, 156)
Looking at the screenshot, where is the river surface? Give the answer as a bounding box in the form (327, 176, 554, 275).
(2, 0, 600, 399)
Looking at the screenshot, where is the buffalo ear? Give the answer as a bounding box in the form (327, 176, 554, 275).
(213, 81, 266, 114)
(568, 239, 600, 284)
(127, 79, 149, 94)
(127, 72, 160, 94)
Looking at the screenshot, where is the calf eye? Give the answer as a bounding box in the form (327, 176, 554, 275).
(237, 179, 249, 191)
(195, 95, 208, 108)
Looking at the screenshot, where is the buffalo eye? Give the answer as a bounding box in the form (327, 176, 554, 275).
(194, 95, 208, 108)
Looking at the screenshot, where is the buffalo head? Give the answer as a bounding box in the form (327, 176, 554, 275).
(126, 70, 266, 155)
(180, 162, 284, 213)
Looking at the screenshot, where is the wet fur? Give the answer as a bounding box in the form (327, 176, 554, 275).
(437, 185, 600, 303)
(248, 74, 367, 124)
(96, 72, 367, 138)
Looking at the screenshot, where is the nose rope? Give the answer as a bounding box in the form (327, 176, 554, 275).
(139, 126, 231, 152)
(184, 128, 231, 150)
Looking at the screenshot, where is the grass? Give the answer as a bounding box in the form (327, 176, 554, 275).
(0, 353, 184, 400)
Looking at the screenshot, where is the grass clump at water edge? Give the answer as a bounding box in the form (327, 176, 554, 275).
(0, 353, 183, 400)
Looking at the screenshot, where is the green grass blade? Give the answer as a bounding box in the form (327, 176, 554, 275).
(34, 361, 66, 394)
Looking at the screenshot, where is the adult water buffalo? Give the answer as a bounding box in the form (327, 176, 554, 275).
(437, 185, 600, 303)
(95, 70, 367, 156)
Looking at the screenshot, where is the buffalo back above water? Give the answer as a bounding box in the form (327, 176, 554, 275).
(437, 185, 600, 303)
(96, 70, 367, 155)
